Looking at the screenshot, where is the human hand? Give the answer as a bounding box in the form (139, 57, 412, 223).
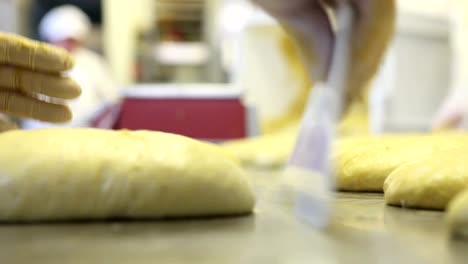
(0, 113, 17, 132)
(0, 32, 81, 123)
(432, 91, 468, 130)
(252, 0, 396, 110)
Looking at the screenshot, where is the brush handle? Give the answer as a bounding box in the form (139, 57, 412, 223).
(327, 1, 354, 120)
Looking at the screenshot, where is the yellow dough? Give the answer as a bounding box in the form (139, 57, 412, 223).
(384, 147, 468, 210)
(221, 124, 298, 168)
(334, 134, 461, 192)
(0, 129, 255, 221)
(221, 106, 371, 169)
(446, 188, 468, 238)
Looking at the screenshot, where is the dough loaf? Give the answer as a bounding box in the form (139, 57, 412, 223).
(221, 124, 298, 168)
(0, 129, 255, 221)
(446, 188, 468, 238)
(384, 147, 468, 210)
(334, 134, 460, 192)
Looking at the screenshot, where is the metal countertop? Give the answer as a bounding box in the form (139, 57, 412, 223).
(0, 169, 467, 264)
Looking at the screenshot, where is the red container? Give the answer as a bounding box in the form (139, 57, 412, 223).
(93, 84, 253, 141)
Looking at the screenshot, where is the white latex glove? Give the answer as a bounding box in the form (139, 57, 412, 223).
(432, 90, 468, 130)
(432, 0, 468, 130)
(251, 0, 396, 111)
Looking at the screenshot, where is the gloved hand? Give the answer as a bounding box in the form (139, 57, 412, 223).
(432, 0, 468, 131)
(432, 91, 468, 130)
(0, 113, 17, 132)
(0, 32, 81, 123)
(251, 0, 396, 111)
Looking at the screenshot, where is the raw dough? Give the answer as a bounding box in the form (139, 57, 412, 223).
(221, 107, 371, 169)
(334, 134, 460, 192)
(384, 147, 468, 210)
(446, 188, 468, 238)
(0, 128, 255, 221)
(221, 124, 298, 168)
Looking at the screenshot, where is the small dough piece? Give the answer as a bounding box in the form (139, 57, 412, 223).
(384, 147, 468, 210)
(334, 134, 461, 192)
(222, 124, 298, 168)
(0, 128, 255, 221)
(446, 188, 468, 238)
(222, 106, 372, 169)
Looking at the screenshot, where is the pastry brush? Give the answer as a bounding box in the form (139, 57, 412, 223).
(284, 1, 354, 228)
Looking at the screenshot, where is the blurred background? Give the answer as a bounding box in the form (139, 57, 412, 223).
(0, 0, 455, 134)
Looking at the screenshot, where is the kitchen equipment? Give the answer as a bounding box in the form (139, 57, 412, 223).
(91, 83, 258, 142)
(286, 1, 354, 228)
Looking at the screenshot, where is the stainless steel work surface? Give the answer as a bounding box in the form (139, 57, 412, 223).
(0, 169, 467, 264)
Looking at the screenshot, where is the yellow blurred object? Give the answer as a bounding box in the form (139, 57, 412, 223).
(335, 134, 462, 192)
(221, 103, 369, 168)
(0, 33, 75, 72)
(384, 146, 468, 210)
(221, 123, 298, 168)
(446, 188, 468, 239)
(0, 128, 255, 221)
(0, 33, 81, 123)
(338, 98, 370, 136)
(224, 1, 397, 167)
(260, 23, 375, 137)
(260, 29, 311, 134)
(0, 114, 17, 132)
(432, 121, 462, 133)
(346, 0, 396, 107)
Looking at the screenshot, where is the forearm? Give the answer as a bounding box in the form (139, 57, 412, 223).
(252, 0, 396, 107)
(0, 113, 17, 132)
(252, 0, 333, 82)
(347, 0, 396, 105)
